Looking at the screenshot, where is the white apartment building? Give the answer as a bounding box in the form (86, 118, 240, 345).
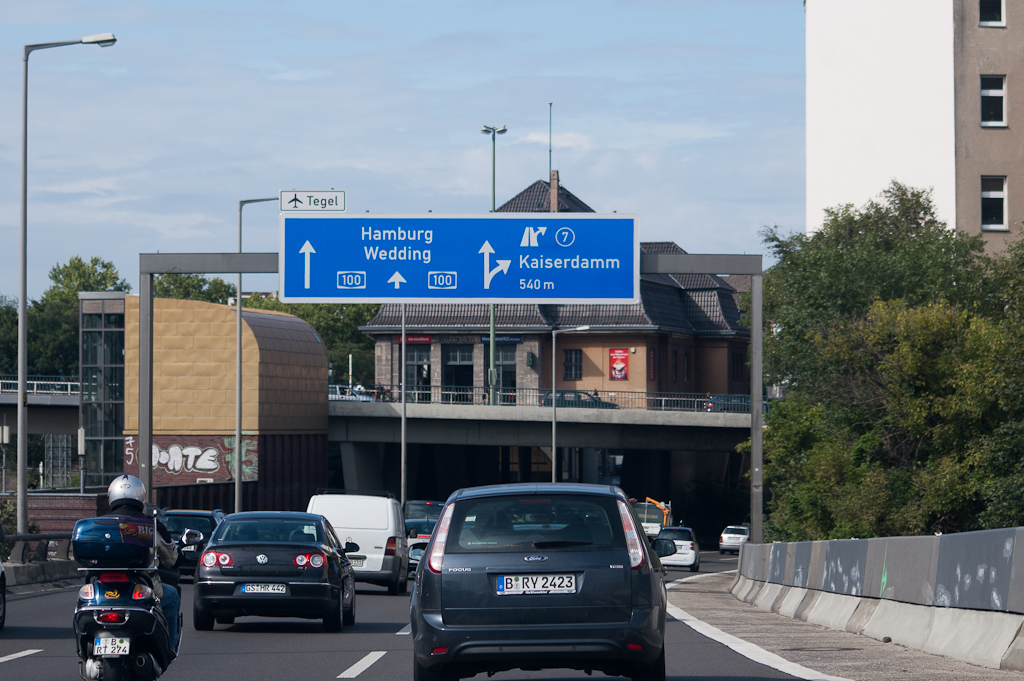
(807, 0, 1020, 251)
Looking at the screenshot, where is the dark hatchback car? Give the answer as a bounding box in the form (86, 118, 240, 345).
(410, 483, 676, 681)
(540, 390, 620, 409)
(163, 508, 225, 579)
(193, 511, 358, 632)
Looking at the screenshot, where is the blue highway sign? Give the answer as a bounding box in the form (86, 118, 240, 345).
(279, 214, 638, 303)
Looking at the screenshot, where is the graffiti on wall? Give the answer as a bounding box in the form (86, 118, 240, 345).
(123, 435, 258, 483)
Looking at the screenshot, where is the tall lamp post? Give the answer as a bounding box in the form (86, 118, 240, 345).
(18, 33, 116, 533)
(550, 325, 589, 482)
(236, 197, 276, 513)
(481, 125, 506, 406)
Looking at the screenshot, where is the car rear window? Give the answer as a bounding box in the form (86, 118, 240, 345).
(725, 526, 749, 535)
(405, 501, 442, 520)
(165, 514, 214, 535)
(658, 529, 692, 541)
(217, 518, 322, 543)
(446, 494, 625, 553)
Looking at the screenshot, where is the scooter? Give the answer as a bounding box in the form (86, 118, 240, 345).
(71, 515, 202, 681)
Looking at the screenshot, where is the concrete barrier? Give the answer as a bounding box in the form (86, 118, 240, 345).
(3, 560, 81, 588)
(734, 526, 1024, 671)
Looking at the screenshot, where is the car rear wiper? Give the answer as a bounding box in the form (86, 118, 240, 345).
(531, 540, 594, 548)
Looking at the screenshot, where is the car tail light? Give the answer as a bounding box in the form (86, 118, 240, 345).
(96, 612, 127, 624)
(98, 572, 129, 583)
(202, 551, 233, 567)
(294, 553, 326, 568)
(720, 536, 725, 543)
(627, 643, 644, 651)
(385, 537, 397, 557)
(428, 503, 455, 574)
(617, 499, 644, 569)
(689, 542, 695, 551)
(431, 647, 448, 655)
(132, 585, 153, 600)
(79, 584, 95, 600)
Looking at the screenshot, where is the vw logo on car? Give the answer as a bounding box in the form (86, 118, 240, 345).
(256, 554, 269, 564)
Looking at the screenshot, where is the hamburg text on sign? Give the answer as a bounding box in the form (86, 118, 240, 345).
(279, 214, 638, 303)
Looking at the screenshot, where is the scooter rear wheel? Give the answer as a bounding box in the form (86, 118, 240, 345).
(102, 658, 126, 681)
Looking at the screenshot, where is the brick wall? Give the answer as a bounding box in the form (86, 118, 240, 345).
(26, 493, 109, 533)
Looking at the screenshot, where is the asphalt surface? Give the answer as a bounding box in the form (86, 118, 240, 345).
(2, 551, 1023, 680)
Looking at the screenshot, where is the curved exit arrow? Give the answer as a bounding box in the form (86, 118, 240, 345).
(479, 241, 511, 290)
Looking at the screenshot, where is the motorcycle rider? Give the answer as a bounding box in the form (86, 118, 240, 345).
(104, 475, 181, 652)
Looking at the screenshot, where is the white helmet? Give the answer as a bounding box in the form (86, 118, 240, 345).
(108, 474, 147, 510)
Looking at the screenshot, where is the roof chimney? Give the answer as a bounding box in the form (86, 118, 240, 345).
(549, 170, 559, 213)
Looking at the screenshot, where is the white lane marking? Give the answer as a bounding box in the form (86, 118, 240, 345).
(396, 623, 412, 635)
(0, 650, 43, 664)
(668, 569, 736, 589)
(667, 604, 853, 681)
(337, 651, 387, 678)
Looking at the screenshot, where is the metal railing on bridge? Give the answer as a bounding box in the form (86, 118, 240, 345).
(0, 375, 80, 396)
(330, 384, 758, 414)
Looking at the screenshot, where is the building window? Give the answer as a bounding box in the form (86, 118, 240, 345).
(730, 352, 745, 383)
(980, 0, 1005, 26)
(684, 352, 691, 383)
(982, 176, 1008, 230)
(671, 350, 678, 383)
(563, 349, 582, 381)
(981, 75, 1006, 126)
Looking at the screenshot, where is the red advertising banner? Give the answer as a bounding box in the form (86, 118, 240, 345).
(609, 349, 629, 381)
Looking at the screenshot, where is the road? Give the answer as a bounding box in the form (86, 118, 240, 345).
(3, 550, 1015, 681)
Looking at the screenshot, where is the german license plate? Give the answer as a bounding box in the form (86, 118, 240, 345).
(496, 574, 576, 595)
(182, 544, 197, 552)
(350, 558, 364, 568)
(94, 637, 130, 656)
(241, 583, 285, 594)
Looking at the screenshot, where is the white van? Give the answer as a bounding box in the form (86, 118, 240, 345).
(306, 491, 409, 594)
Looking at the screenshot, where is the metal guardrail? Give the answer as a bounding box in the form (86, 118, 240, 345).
(1, 532, 73, 564)
(0, 375, 758, 414)
(332, 384, 760, 414)
(0, 375, 80, 396)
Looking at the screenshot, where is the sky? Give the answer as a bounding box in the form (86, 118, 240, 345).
(0, 0, 806, 299)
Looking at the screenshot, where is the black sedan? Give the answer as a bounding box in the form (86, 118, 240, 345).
(164, 508, 224, 579)
(193, 511, 358, 632)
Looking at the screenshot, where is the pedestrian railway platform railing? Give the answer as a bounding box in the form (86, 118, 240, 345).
(0, 375, 80, 396)
(332, 383, 762, 414)
(1, 375, 760, 415)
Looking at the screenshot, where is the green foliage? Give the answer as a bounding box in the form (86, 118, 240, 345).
(42, 256, 131, 307)
(153, 273, 236, 305)
(242, 297, 380, 384)
(0, 297, 16, 375)
(759, 181, 1024, 541)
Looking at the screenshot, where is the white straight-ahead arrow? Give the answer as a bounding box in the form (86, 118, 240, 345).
(479, 241, 511, 290)
(388, 271, 407, 289)
(300, 240, 316, 289)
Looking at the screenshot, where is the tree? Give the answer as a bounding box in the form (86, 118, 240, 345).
(762, 182, 990, 389)
(153, 273, 236, 305)
(29, 256, 131, 376)
(759, 182, 1009, 540)
(0, 297, 16, 375)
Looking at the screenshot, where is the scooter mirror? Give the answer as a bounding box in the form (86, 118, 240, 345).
(181, 529, 205, 546)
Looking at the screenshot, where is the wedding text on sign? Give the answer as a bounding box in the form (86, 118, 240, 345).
(362, 225, 433, 264)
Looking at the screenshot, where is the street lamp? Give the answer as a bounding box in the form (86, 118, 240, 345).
(481, 125, 507, 405)
(236, 197, 276, 513)
(550, 325, 589, 483)
(17, 33, 116, 533)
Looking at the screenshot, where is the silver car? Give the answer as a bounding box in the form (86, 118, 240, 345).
(719, 525, 750, 554)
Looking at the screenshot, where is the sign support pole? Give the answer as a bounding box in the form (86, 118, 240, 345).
(400, 304, 407, 505)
